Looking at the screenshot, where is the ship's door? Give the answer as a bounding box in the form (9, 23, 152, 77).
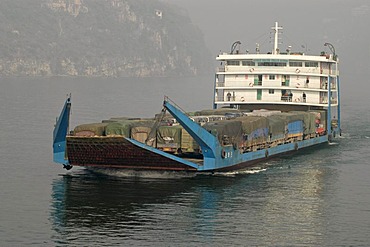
(258, 75, 263, 85)
(254, 75, 259, 85)
(282, 75, 290, 86)
(257, 89, 262, 100)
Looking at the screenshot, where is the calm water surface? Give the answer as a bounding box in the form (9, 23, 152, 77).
(0, 77, 369, 246)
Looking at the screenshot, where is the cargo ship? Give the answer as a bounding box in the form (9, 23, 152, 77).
(53, 22, 341, 172)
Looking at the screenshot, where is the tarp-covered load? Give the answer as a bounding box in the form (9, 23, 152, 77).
(278, 112, 305, 123)
(203, 120, 243, 146)
(290, 111, 317, 136)
(74, 123, 108, 137)
(70, 108, 329, 156)
(194, 108, 243, 117)
(239, 116, 269, 139)
(181, 128, 200, 154)
(130, 119, 156, 143)
(105, 121, 132, 137)
(156, 125, 182, 152)
(102, 117, 140, 123)
(276, 112, 304, 139)
(267, 115, 286, 142)
(237, 116, 269, 149)
(105, 119, 156, 138)
(247, 109, 281, 117)
(131, 126, 152, 143)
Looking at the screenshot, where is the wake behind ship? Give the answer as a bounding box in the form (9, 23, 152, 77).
(53, 22, 341, 172)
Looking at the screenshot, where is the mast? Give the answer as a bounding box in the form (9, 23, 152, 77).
(272, 22, 282, 54)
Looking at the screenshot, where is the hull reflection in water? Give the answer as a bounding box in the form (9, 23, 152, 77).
(50, 161, 331, 246)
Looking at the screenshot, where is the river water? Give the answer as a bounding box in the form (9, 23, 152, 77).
(0, 76, 369, 246)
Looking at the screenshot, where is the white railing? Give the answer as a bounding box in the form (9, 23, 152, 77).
(215, 96, 336, 106)
(220, 66, 322, 75)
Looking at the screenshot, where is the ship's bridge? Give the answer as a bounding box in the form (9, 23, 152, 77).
(214, 52, 339, 110)
(214, 22, 339, 111)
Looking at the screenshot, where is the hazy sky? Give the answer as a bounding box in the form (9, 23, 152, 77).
(168, 0, 369, 53)
(163, 0, 370, 96)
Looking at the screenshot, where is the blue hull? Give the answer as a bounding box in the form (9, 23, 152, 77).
(126, 135, 328, 172)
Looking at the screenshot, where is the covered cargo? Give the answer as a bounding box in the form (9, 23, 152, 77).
(105, 121, 132, 137)
(181, 128, 200, 154)
(203, 120, 243, 146)
(131, 126, 152, 143)
(290, 111, 317, 136)
(267, 115, 286, 143)
(73, 123, 108, 137)
(102, 117, 140, 123)
(130, 119, 156, 143)
(190, 115, 226, 126)
(279, 112, 305, 123)
(194, 108, 243, 117)
(239, 116, 269, 139)
(156, 125, 182, 152)
(238, 116, 269, 150)
(247, 109, 281, 117)
(277, 112, 304, 140)
(287, 120, 304, 135)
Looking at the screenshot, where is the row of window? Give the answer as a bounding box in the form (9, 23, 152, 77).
(226, 60, 319, 67)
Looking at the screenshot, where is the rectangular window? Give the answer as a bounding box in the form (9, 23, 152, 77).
(242, 60, 255, 66)
(255, 59, 287, 67)
(258, 62, 286, 66)
(227, 60, 240, 66)
(269, 75, 275, 80)
(305, 61, 318, 67)
(269, 89, 275, 94)
(289, 61, 303, 67)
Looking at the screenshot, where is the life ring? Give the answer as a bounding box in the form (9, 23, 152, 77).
(249, 82, 254, 87)
(249, 68, 254, 72)
(295, 68, 300, 73)
(221, 149, 226, 159)
(241, 97, 245, 102)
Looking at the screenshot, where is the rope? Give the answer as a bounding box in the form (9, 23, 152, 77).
(145, 107, 167, 145)
(164, 96, 190, 116)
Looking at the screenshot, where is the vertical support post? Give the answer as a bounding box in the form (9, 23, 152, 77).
(213, 74, 217, 109)
(337, 75, 341, 135)
(327, 75, 332, 140)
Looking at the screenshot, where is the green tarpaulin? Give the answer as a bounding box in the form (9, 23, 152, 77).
(203, 120, 243, 145)
(74, 123, 108, 136)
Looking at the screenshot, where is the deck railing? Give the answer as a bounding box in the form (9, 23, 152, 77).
(215, 96, 336, 105)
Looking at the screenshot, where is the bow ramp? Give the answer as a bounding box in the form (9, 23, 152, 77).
(53, 96, 72, 169)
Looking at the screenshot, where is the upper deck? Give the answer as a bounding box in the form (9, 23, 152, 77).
(213, 22, 339, 111)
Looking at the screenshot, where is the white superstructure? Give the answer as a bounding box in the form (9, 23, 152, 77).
(214, 22, 339, 114)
